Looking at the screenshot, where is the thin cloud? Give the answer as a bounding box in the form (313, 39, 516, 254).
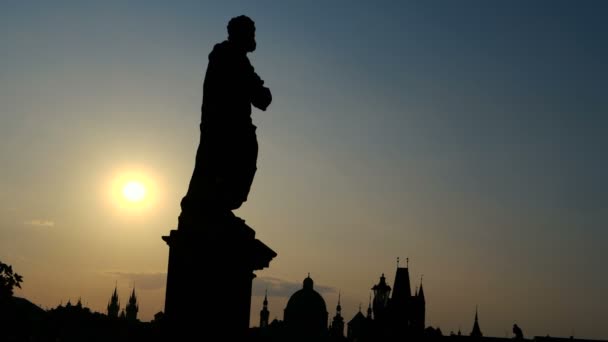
(23, 219, 55, 227)
(105, 271, 167, 290)
(252, 276, 336, 297)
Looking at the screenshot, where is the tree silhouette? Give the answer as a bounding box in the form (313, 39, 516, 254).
(0, 261, 23, 299)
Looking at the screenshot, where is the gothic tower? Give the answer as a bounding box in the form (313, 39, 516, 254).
(329, 292, 345, 338)
(125, 288, 139, 321)
(390, 264, 412, 337)
(470, 307, 483, 338)
(260, 289, 270, 328)
(411, 277, 426, 332)
(107, 286, 120, 319)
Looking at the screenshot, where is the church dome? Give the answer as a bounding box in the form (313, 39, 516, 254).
(284, 275, 328, 338)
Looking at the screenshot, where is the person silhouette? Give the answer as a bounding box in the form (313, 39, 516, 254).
(179, 15, 272, 227)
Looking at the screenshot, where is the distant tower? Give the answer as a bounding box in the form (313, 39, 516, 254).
(372, 273, 391, 322)
(260, 289, 270, 328)
(411, 277, 426, 332)
(390, 265, 412, 336)
(125, 288, 139, 321)
(470, 307, 483, 338)
(107, 286, 120, 319)
(329, 292, 344, 338)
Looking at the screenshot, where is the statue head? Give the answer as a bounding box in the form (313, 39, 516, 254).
(228, 15, 256, 53)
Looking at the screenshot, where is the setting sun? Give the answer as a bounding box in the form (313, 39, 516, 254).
(106, 168, 160, 213)
(122, 181, 146, 202)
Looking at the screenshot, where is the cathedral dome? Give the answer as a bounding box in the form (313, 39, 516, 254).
(284, 275, 328, 339)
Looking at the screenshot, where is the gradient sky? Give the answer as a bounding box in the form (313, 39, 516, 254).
(1, 0, 607, 339)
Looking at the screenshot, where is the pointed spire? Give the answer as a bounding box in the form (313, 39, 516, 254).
(418, 275, 425, 299)
(397, 257, 400, 268)
(336, 290, 342, 313)
(263, 288, 268, 307)
(125, 288, 139, 321)
(406, 257, 409, 268)
(470, 305, 483, 338)
(260, 288, 270, 328)
(107, 284, 121, 319)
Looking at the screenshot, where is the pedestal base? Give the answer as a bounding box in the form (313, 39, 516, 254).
(162, 216, 276, 340)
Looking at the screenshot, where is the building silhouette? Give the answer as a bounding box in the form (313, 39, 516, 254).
(258, 264, 431, 341)
(126, 288, 139, 321)
(329, 293, 345, 340)
(283, 274, 329, 341)
(371, 273, 391, 322)
(260, 289, 270, 328)
(107, 286, 120, 319)
(346, 305, 368, 341)
(470, 307, 483, 338)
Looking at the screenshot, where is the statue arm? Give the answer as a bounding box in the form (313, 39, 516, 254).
(247, 64, 272, 111)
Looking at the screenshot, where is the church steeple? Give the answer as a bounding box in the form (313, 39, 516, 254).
(418, 276, 425, 301)
(330, 292, 345, 338)
(259, 289, 270, 328)
(470, 306, 483, 338)
(107, 285, 120, 319)
(125, 288, 139, 321)
(411, 275, 426, 332)
(337, 291, 342, 314)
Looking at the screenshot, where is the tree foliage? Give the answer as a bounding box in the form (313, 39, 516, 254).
(0, 260, 23, 299)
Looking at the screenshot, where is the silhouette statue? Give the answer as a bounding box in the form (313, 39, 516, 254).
(513, 323, 524, 340)
(163, 15, 276, 341)
(179, 15, 272, 227)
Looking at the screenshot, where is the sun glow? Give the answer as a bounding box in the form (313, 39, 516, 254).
(108, 169, 159, 212)
(122, 181, 146, 202)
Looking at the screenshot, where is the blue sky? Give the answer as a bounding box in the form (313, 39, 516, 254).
(1, 0, 607, 338)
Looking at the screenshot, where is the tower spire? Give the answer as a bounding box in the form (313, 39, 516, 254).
(107, 284, 120, 319)
(263, 288, 268, 306)
(418, 275, 425, 299)
(126, 287, 139, 321)
(330, 290, 345, 338)
(470, 305, 483, 338)
(259, 288, 270, 328)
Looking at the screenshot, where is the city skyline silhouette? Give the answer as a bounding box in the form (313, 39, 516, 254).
(1, 1, 607, 340)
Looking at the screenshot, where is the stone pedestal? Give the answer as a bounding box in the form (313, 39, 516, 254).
(162, 216, 276, 340)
